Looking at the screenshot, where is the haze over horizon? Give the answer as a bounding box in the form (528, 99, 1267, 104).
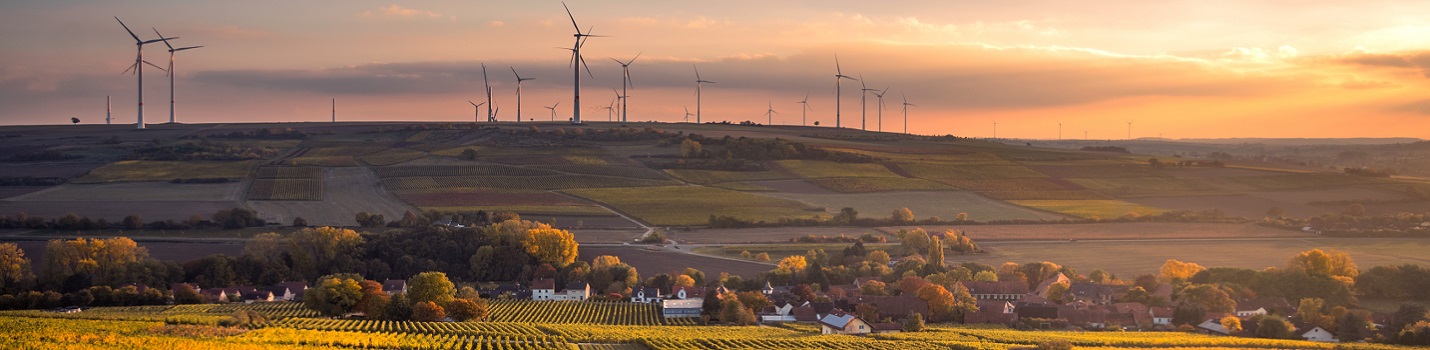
(5, 1, 1430, 139)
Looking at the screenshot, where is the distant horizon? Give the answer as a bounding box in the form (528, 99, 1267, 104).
(6, 1, 1430, 138)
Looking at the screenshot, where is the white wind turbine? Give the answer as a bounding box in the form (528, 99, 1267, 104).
(901, 93, 916, 135)
(683, 106, 694, 123)
(859, 74, 877, 131)
(611, 53, 639, 123)
(600, 98, 615, 121)
(116, 17, 175, 130)
(694, 65, 714, 123)
(833, 56, 857, 128)
(763, 101, 779, 125)
(797, 93, 812, 126)
(610, 88, 623, 121)
(510, 67, 534, 123)
(153, 28, 200, 124)
(468, 100, 486, 122)
(873, 87, 888, 132)
(546, 102, 560, 121)
(562, 2, 603, 124)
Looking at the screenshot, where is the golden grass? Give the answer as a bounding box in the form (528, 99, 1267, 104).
(76, 160, 260, 183)
(1009, 199, 1165, 219)
(806, 177, 956, 193)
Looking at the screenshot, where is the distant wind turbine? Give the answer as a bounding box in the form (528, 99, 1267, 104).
(546, 102, 560, 121)
(153, 28, 200, 124)
(901, 94, 916, 135)
(1058, 121, 1062, 140)
(833, 56, 857, 128)
(859, 74, 876, 131)
(993, 120, 999, 139)
(694, 65, 714, 123)
(106, 96, 111, 125)
(562, 2, 603, 124)
(683, 106, 694, 122)
(763, 101, 779, 125)
(115, 17, 174, 130)
(1127, 120, 1134, 140)
(482, 64, 495, 122)
(510, 67, 534, 123)
(873, 87, 888, 132)
(610, 88, 623, 121)
(468, 100, 486, 122)
(601, 97, 615, 121)
(611, 53, 639, 122)
(797, 93, 812, 126)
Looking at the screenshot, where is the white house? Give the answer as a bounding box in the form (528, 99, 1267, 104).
(382, 279, 408, 296)
(759, 301, 800, 323)
(273, 281, 307, 301)
(1151, 307, 1173, 326)
(818, 311, 871, 335)
(556, 282, 590, 301)
(662, 298, 702, 318)
(1301, 326, 1338, 342)
(531, 279, 557, 301)
(631, 287, 661, 303)
(669, 286, 704, 300)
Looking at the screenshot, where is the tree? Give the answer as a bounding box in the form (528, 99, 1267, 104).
(1391, 304, 1429, 335)
(892, 208, 915, 223)
(915, 284, 957, 322)
(927, 236, 945, 270)
(1046, 280, 1070, 303)
(383, 293, 413, 321)
(523, 226, 578, 267)
(1287, 249, 1358, 281)
(1176, 284, 1236, 314)
(407, 271, 456, 307)
(1159, 260, 1206, 283)
(753, 253, 771, 262)
(718, 294, 756, 325)
(679, 138, 703, 157)
(355, 212, 385, 227)
(355, 280, 389, 315)
(1334, 309, 1373, 342)
(973, 271, 998, 281)
(1088, 269, 1113, 284)
(172, 283, 203, 304)
(866, 250, 891, 266)
(447, 298, 488, 321)
(41, 237, 148, 287)
(898, 228, 931, 255)
(411, 301, 446, 322)
(898, 276, 930, 296)
(673, 275, 696, 288)
(856, 303, 879, 322)
(1221, 315, 1243, 333)
(777, 256, 808, 272)
(735, 291, 772, 312)
(0, 243, 34, 293)
(860, 280, 888, 296)
(305, 274, 364, 316)
(903, 312, 926, 332)
(122, 215, 144, 229)
(1342, 203, 1366, 217)
(1254, 315, 1296, 338)
(292, 217, 309, 227)
(1296, 298, 1325, 324)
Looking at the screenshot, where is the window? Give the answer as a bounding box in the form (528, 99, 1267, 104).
(859, 325, 865, 330)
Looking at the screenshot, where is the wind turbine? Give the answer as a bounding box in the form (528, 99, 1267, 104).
(993, 120, 999, 139)
(546, 102, 560, 121)
(859, 74, 876, 131)
(116, 17, 175, 130)
(833, 56, 857, 128)
(482, 64, 495, 122)
(510, 67, 534, 123)
(797, 93, 811, 126)
(1127, 121, 1135, 140)
(610, 88, 624, 121)
(873, 87, 889, 132)
(562, 2, 603, 124)
(601, 98, 615, 121)
(694, 65, 714, 123)
(611, 53, 639, 123)
(1057, 121, 1063, 140)
(468, 100, 486, 122)
(763, 101, 779, 125)
(106, 96, 111, 125)
(901, 94, 916, 135)
(683, 106, 694, 123)
(153, 28, 200, 124)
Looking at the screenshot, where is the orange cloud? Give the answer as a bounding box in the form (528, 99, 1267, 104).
(361, 5, 450, 20)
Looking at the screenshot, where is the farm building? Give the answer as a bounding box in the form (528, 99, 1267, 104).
(531, 279, 557, 301)
(962, 281, 1030, 300)
(556, 282, 590, 301)
(1301, 326, 1338, 342)
(272, 281, 307, 301)
(631, 287, 661, 303)
(382, 279, 408, 295)
(662, 298, 702, 318)
(818, 311, 871, 335)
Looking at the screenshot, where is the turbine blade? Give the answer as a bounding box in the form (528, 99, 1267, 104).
(144, 60, 166, 71)
(630, 52, 642, 64)
(175, 46, 203, 51)
(580, 55, 594, 78)
(693, 65, 701, 81)
(115, 17, 141, 42)
(625, 71, 634, 89)
(510, 66, 521, 80)
(562, 2, 581, 32)
(152, 28, 174, 50)
(122, 62, 138, 75)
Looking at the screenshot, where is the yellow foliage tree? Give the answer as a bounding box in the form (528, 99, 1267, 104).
(777, 255, 808, 272)
(673, 274, 696, 288)
(1287, 249, 1358, 279)
(523, 227, 578, 267)
(1159, 259, 1206, 283)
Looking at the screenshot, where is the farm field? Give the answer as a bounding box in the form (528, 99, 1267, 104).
(0, 200, 240, 222)
(771, 160, 904, 179)
(692, 243, 899, 262)
(665, 226, 889, 244)
(75, 160, 260, 183)
(5, 182, 242, 201)
(761, 191, 1068, 222)
(895, 222, 1310, 241)
(1008, 199, 1165, 219)
(564, 186, 825, 226)
(893, 163, 1048, 179)
(568, 228, 646, 243)
(1125, 186, 1417, 219)
(967, 237, 1430, 277)
(247, 179, 323, 201)
(804, 177, 955, 193)
(579, 246, 774, 278)
(246, 167, 414, 227)
(663, 169, 795, 184)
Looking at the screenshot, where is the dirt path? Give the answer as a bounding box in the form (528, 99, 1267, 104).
(247, 167, 417, 226)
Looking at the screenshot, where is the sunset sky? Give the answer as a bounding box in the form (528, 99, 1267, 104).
(3, 1, 1430, 138)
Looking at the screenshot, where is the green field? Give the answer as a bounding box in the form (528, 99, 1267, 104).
(564, 186, 826, 226)
(1009, 199, 1165, 219)
(772, 160, 904, 179)
(76, 160, 260, 183)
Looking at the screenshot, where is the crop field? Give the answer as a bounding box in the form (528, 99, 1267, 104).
(246, 167, 413, 226)
(902, 222, 1308, 241)
(356, 148, 427, 166)
(1066, 176, 1218, 196)
(1024, 164, 1166, 178)
(761, 191, 1067, 222)
(1229, 173, 1387, 190)
(662, 169, 795, 184)
(665, 226, 889, 244)
(534, 165, 673, 180)
(968, 237, 1430, 277)
(426, 205, 614, 216)
(822, 147, 1014, 165)
(248, 179, 323, 201)
(579, 246, 775, 277)
(708, 181, 777, 192)
(771, 160, 904, 179)
(563, 186, 825, 226)
(75, 160, 260, 183)
(0, 200, 240, 223)
(373, 165, 556, 178)
(5, 182, 241, 201)
(283, 155, 357, 167)
(805, 177, 955, 193)
(893, 163, 1048, 179)
(383, 175, 678, 191)
(1008, 199, 1165, 219)
(693, 243, 897, 262)
(257, 167, 323, 179)
(395, 189, 595, 207)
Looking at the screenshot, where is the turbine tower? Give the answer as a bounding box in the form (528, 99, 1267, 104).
(873, 87, 888, 132)
(106, 96, 111, 125)
(763, 101, 778, 125)
(1127, 121, 1133, 140)
(833, 56, 857, 128)
(683, 106, 694, 122)
(601, 98, 615, 121)
(859, 74, 876, 131)
(1058, 121, 1063, 140)
(562, 2, 602, 124)
(797, 93, 811, 126)
(694, 65, 715, 123)
(612, 53, 639, 123)
(154, 28, 200, 124)
(510, 67, 534, 123)
(116, 17, 175, 130)
(546, 102, 560, 121)
(901, 94, 916, 135)
(482, 64, 495, 122)
(993, 121, 999, 139)
(468, 100, 486, 122)
(610, 88, 624, 121)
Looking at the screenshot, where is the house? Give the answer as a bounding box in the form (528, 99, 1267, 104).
(1068, 282, 1129, 305)
(791, 304, 819, 322)
(1033, 273, 1070, 299)
(662, 298, 703, 318)
(1151, 307, 1174, 326)
(842, 295, 929, 321)
(760, 301, 799, 322)
(1301, 326, 1338, 342)
(556, 282, 590, 301)
(761, 282, 790, 296)
(631, 287, 662, 303)
(530, 279, 556, 301)
(1235, 298, 1292, 317)
(961, 281, 1030, 301)
(485, 283, 525, 299)
(1111, 302, 1152, 329)
(818, 311, 871, 335)
(965, 300, 1017, 326)
(242, 290, 275, 303)
(669, 286, 704, 300)
(1197, 318, 1232, 335)
(1060, 306, 1110, 330)
(382, 279, 408, 295)
(273, 281, 307, 301)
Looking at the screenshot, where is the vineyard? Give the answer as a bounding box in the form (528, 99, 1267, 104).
(805, 177, 955, 193)
(382, 175, 677, 191)
(248, 179, 323, 201)
(484, 300, 694, 325)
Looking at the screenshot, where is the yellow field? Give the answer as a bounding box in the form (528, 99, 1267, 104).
(563, 186, 826, 226)
(1009, 199, 1166, 219)
(76, 160, 260, 183)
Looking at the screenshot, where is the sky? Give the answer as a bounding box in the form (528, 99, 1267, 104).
(3, 1, 1430, 139)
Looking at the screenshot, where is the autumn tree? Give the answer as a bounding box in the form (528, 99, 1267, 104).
(897, 228, 931, 254)
(754, 252, 771, 262)
(903, 313, 926, 332)
(523, 226, 578, 267)
(718, 293, 756, 325)
(866, 250, 891, 266)
(0, 243, 34, 293)
(1254, 314, 1296, 339)
(1221, 315, 1243, 333)
(40, 237, 148, 286)
(892, 208, 915, 224)
(305, 274, 364, 316)
(777, 255, 808, 273)
(673, 274, 696, 288)
(973, 271, 998, 281)
(1159, 260, 1206, 284)
(1287, 249, 1358, 281)
(407, 271, 456, 307)
(411, 301, 446, 322)
(680, 138, 703, 158)
(355, 279, 389, 315)
(860, 280, 888, 296)
(1177, 284, 1237, 314)
(735, 291, 772, 312)
(589, 255, 639, 294)
(916, 283, 976, 322)
(447, 298, 489, 321)
(856, 303, 880, 322)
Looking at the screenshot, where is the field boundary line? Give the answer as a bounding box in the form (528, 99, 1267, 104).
(550, 190, 653, 235)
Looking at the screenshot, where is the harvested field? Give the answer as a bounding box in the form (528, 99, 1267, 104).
(891, 222, 1310, 241)
(1009, 199, 1165, 219)
(894, 163, 1048, 179)
(1160, 167, 1286, 178)
(0, 162, 105, 178)
(0, 187, 50, 199)
(396, 189, 595, 207)
(284, 155, 358, 167)
(373, 165, 554, 177)
(256, 166, 323, 179)
(1309, 200, 1430, 216)
(663, 169, 795, 184)
(425, 205, 612, 216)
(1025, 164, 1165, 178)
(6, 240, 244, 262)
(694, 243, 898, 262)
(1068, 177, 1218, 196)
(247, 179, 323, 201)
(563, 186, 825, 226)
(579, 246, 773, 277)
(6, 182, 242, 201)
(762, 191, 1067, 222)
(0, 200, 238, 222)
(748, 179, 837, 194)
(357, 148, 427, 166)
(964, 237, 1430, 277)
(1229, 173, 1387, 190)
(1125, 194, 1325, 219)
(569, 229, 646, 243)
(534, 165, 672, 180)
(709, 182, 777, 192)
(246, 167, 414, 226)
(75, 160, 259, 183)
(382, 175, 677, 191)
(666, 226, 888, 244)
(805, 177, 955, 193)
(771, 160, 904, 179)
